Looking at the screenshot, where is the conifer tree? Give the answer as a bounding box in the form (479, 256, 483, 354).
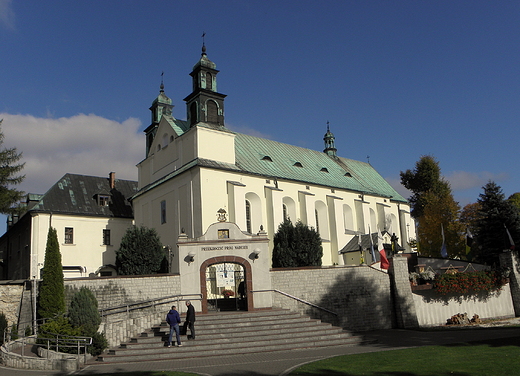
(272, 220, 322, 267)
(475, 181, 520, 265)
(0, 119, 25, 215)
(38, 227, 65, 319)
(68, 287, 101, 334)
(115, 226, 165, 275)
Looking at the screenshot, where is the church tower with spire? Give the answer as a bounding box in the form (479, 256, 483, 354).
(184, 42, 227, 127)
(144, 77, 174, 156)
(323, 122, 337, 157)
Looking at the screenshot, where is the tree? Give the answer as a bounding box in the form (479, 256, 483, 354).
(0, 119, 25, 215)
(38, 227, 65, 319)
(116, 226, 165, 275)
(69, 287, 101, 334)
(400, 155, 447, 218)
(474, 181, 520, 265)
(418, 190, 464, 258)
(68, 287, 107, 356)
(508, 192, 520, 211)
(272, 220, 323, 267)
(401, 155, 463, 258)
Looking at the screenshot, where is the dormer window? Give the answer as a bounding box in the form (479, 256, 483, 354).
(262, 156, 273, 162)
(98, 195, 110, 206)
(293, 162, 303, 167)
(320, 168, 329, 173)
(344, 172, 352, 177)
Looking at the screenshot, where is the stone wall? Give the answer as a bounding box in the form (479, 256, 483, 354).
(270, 265, 393, 331)
(500, 251, 520, 316)
(0, 282, 24, 327)
(64, 274, 182, 310)
(64, 274, 183, 347)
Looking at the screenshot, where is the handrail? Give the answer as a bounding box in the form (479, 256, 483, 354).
(251, 289, 338, 316)
(99, 293, 203, 317)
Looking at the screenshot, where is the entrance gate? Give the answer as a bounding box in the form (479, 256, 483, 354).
(205, 262, 247, 311)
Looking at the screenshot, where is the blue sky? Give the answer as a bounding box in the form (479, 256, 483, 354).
(1, 0, 519, 232)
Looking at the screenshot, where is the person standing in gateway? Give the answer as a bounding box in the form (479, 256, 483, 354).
(184, 300, 196, 340)
(166, 305, 182, 347)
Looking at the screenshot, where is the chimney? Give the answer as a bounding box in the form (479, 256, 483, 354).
(109, 172, 115, 189)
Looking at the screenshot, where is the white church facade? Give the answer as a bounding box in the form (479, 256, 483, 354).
(132, 45, 415, 267)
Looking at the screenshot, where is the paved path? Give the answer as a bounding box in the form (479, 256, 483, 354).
(2, 326, 520, 376)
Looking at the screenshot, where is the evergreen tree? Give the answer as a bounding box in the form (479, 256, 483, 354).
(68, 287, 101, 334)
(38, 227, 65, 319)
(115, 226, 165, 275)
(474, 181, 520, 265)
(0, 119, 25, 215)
(68, 286, 107, 356)
(508, 192, 520, 211)
(272, 220, 322, 267)
(0, 312, 7, 345)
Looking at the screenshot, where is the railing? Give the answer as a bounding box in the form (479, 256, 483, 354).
(99, 293, 203, 318)
(251, 289, 338, 316)
(3, 331, 92, 365)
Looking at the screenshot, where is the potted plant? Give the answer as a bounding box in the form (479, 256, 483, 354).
(221, 289, 235, 299)
(409, 272, 420, 286)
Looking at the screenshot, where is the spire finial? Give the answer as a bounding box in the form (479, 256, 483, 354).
(201, 31, 206, 55)
(327, 120, 330, 132)
(160, 71, 164, 92)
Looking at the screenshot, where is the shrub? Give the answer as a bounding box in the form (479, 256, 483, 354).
(69, 287, 101, 335)
(0, 312, 7, 345)
(88, 332, 108, 356)
(434, 270, 505, 295)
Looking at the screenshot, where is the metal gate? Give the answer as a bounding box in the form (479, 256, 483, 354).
(205, 262, 246, 311)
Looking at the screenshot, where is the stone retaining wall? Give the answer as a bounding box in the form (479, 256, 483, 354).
(0, 282, 24, 326)
(270, 265, 393, 331)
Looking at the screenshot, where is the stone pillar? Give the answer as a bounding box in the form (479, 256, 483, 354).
(500, 251, 520, 317)
(390, 255, 419, 329)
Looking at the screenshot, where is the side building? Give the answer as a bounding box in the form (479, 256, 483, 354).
(0, 172, 137, 279)
(132, 46, 415, 267)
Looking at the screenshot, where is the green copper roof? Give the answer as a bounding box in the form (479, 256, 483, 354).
(234, 133, 407, 202)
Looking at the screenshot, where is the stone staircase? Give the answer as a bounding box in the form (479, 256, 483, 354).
(96, 309, 361, 363)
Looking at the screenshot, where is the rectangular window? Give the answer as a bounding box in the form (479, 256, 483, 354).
(103, 229, 111, 245)
(99, 195, 110, 206)
(65, 227, 73, 244)
(161, 200, 167, 224)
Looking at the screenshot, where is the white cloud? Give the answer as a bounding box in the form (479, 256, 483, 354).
(445, 170, 510, 191)
(0, 0, 15, 30)
(227, 123, 273, 140)
(0, 113, 143, 195)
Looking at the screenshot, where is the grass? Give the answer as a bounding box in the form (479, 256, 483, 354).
(289, 337, 520, 376)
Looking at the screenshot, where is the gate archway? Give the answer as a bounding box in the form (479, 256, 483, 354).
(200, 256, 253, 313)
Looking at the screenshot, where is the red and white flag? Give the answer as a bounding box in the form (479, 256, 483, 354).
(378, 229, 389, 270)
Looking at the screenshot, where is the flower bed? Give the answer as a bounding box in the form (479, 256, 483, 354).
(434, 270, 507, 295)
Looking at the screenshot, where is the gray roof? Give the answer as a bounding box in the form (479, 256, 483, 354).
(340, 231, 398, 254)
(29, 173, 138, 218)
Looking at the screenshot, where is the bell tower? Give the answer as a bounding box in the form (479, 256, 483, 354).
(144, 76, 174, 156)
(184, 41, 227, 128)
(323, 121, 337, 157)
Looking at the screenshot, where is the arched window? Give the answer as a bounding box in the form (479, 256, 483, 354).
(245, 200, 252, 234)
(206, 72, 213, 90)
(207, 100, 218, 123)
(315, 209, 320, 235)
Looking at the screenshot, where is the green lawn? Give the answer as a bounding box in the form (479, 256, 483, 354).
(289, 337, 520, 376)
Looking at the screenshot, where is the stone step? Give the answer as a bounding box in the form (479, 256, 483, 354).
(98, 335, 361, 363)
(123, 326, 349, 349)
(96, 309, 360, 364)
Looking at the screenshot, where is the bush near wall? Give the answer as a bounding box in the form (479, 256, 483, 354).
(434, 270, 508, 295)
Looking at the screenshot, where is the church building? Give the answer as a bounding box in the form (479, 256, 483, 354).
(132, 45, 415, 267)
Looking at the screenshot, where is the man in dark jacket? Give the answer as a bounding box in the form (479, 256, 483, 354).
(166, 305, 182, 347)
(184, 300, 196, 340)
